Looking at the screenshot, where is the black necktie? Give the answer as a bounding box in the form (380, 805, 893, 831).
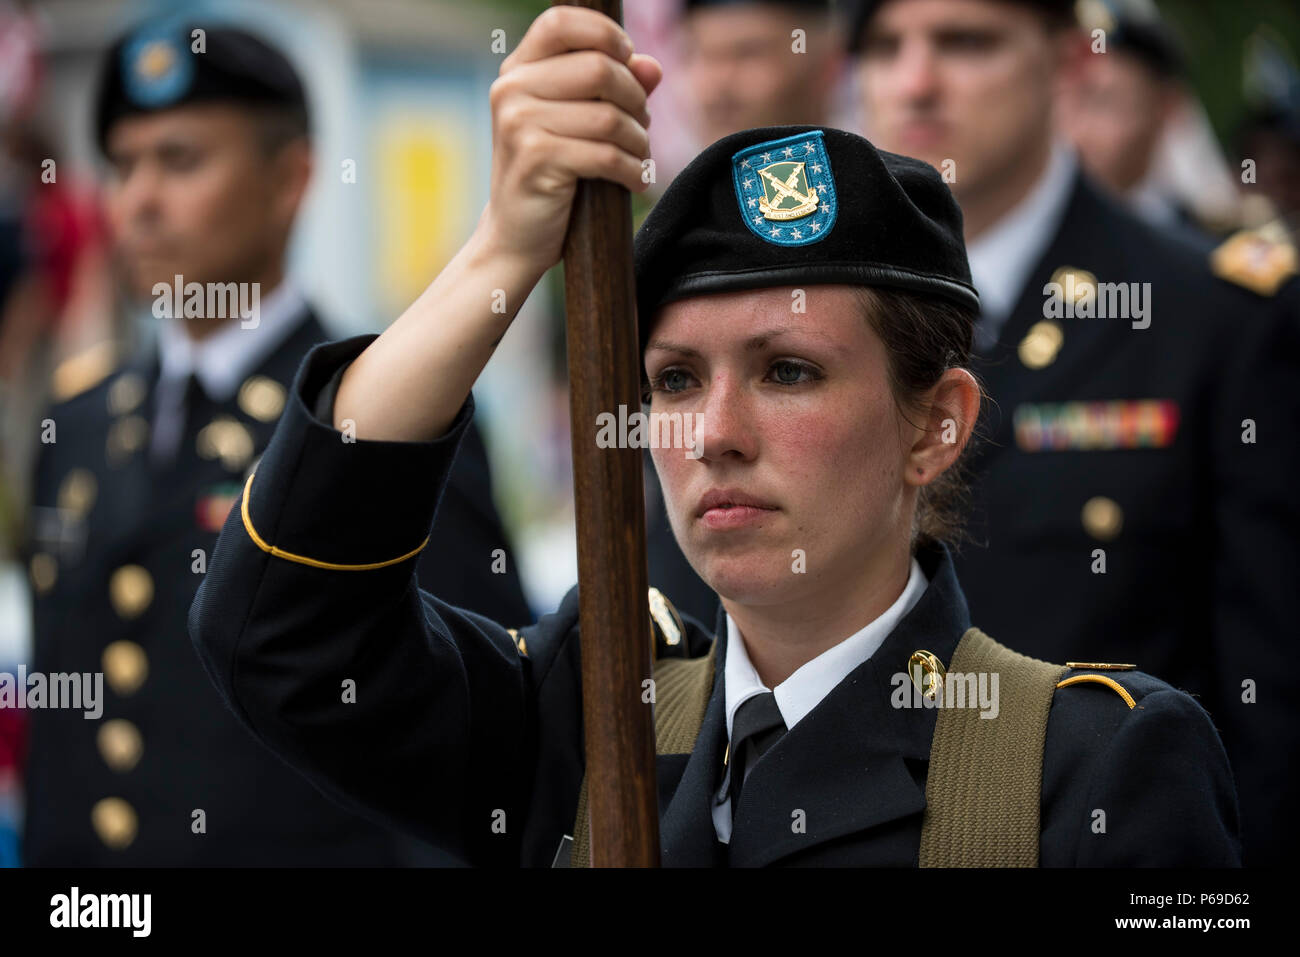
(182, 372, 211, 429)
(726, 691, 787, 816)
(149, 372, 207, 465)
(177, 374, 212, 461)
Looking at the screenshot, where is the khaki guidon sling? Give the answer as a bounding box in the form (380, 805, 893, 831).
(567, 628, 1067, 867)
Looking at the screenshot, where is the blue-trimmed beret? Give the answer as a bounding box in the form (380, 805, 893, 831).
(94, 20, 308, 153)
(633, 125, 977, 348)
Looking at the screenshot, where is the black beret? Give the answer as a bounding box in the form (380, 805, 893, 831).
(94, 20, 308, 153)
(1240, 30, 1300, 145)
(633, 125, 977, 347)
(1076, 0, 1184, 77)
(845, 0, 1076, 53)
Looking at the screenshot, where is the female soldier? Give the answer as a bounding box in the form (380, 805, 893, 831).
(189, 7, 1239, 866)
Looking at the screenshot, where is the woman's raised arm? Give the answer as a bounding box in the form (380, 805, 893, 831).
(333, 5, 659, 443)
(187, 6, 659, 864)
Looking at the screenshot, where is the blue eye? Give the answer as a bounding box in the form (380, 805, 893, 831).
(650, 368, 694, 394)
(767, 360, 820, 385)
(649, 361, 822, 394)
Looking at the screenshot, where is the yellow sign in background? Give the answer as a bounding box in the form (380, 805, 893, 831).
(372, 110, 475, 316)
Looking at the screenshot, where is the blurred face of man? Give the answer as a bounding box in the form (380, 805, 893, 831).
(857, 0, 1065, 206)
(103, 103, 309, 304)
(1240, 129, 1300, 223)
(683, 3, 838, 145)
(1059, 49, 1175, 192)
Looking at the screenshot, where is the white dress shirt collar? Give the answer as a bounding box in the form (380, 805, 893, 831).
(722, 556, 929, 741)
(1127, 172, 1181, 228)
(965, 141, 1078, 347)
(156, 279, 308, 401)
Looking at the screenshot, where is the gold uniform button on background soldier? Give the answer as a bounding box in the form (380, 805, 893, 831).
(1081, 495, 1124, 541)
(105, 414, 150, 466)
(58, 468, 98, 517)
(1018, 320, 1064, 369)
(237, 375, 287, 422)
(97, 719, 144, 773)
(107, 372, 147, 416)
(91, 797, 138, 850)
(197, 417, 255, 471)
(109, 565, 154, 620)
(102, 640, 149, 696)
(1049, 265, 1098, 304)
(29, 553, 58, 594)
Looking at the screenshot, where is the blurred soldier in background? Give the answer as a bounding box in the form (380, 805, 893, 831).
(1236, 29, 1300, 241)
(648, 0, 847, 625)
(1056, 0, 1204, 232)
(679, 0, 844, 146)
(20, 19, 527, 865)
(850, 0, 1299, 865)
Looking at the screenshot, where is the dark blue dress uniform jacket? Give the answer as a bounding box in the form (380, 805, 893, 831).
(22, 310, 530, 866)
(951, 174, 1300, 867)
(189, 335, 1242, 867)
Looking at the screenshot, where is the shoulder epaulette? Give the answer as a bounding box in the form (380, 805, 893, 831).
(50, 341, 119, 403)
(1210, 221, 1298, 296)
(1057, 662, 1138, 709)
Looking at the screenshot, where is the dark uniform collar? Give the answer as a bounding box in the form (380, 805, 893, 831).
(125, 299, 324, 391)
(707, 540, 971, 709)
(662, 541, 971, 866)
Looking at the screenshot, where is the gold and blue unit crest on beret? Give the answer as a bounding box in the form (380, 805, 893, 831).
(122, 24, 193, 108)
(732, 130, 838, 247)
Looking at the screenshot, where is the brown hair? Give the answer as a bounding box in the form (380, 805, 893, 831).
(852, 285, 983, 548)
